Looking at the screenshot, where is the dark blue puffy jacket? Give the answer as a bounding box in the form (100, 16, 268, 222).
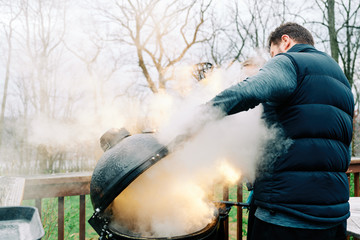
(254, 44, 354, 223)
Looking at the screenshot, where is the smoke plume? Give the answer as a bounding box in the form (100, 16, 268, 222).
(108, 64, 292, 237)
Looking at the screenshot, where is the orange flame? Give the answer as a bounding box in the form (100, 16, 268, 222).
(218, 159, 241, 185)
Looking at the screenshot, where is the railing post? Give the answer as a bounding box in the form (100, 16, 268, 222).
(237, 182, 243, 240)
(58, 196, 64, 240)
(35, 198, 42, 219)
(80, 195, 86, 240)
(223, 185, 229, 240)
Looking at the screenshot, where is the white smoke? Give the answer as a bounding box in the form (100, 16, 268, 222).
(108, 63, 291, 237)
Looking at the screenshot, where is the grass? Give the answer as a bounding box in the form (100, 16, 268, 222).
(350, 173, 355, 197)
(21, 173, 357, 240)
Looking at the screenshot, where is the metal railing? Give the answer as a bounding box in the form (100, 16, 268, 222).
(22, 159, 360, 240)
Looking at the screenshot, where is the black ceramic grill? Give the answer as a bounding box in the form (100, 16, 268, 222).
(88, 128, 231, 240)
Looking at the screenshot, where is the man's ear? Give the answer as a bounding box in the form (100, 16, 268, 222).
(281, 34, 294, 51)
(281, 34, 290, 42)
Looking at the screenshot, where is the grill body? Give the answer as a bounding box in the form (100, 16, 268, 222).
(88, 204, 229, 240)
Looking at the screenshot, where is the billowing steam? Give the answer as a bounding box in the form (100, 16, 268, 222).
(108, 64, 292, 237)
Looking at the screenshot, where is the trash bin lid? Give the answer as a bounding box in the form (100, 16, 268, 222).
(0, 206, 44, 240)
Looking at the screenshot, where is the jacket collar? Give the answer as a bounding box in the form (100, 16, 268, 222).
(286, 44, 316, 53)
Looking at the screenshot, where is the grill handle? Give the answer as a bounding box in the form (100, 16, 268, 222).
(216, 200, 250, 209)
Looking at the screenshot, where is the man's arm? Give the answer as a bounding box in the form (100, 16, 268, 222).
(208, 55, 298, 115)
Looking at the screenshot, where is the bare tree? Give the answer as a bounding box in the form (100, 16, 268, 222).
(315, 0, 360, 87)
(64, 35, 122, 116)
(314, 0, 360, 156)
(353, 71, 360, 156)
(16, 0, 68, 173)
(0, 1, 22, 146)
(337, 1, 360, 87)
(201, 1, 247, 67)
(326, 0, 339, 61)
(205, 0, 307, 68)
(19, 0, 66, 117)
(97, 0, 213, 94)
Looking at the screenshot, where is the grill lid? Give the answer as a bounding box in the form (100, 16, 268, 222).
(90, 128, 169, 211)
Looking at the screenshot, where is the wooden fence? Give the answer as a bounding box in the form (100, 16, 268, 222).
(22, 159, 360, 240)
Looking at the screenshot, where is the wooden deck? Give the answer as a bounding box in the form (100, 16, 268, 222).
(0, 159, 359, 240)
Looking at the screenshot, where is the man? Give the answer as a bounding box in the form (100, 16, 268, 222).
(209, 22, 354, 240)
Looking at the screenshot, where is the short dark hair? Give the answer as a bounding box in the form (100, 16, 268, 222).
(268, 22, 314, 49)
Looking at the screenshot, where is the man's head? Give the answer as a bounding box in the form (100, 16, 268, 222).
(268, 22, 314, 57)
